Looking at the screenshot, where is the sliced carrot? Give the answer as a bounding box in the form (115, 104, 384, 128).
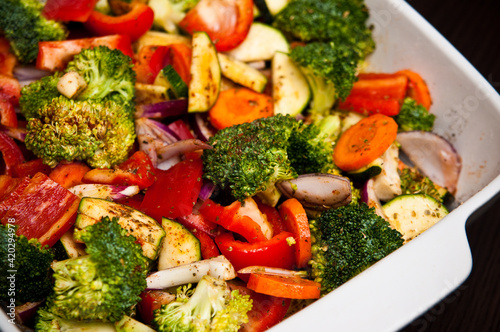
(396, 69, 433, 110)
(49, 161, 91, 189)
(333, 114, 398, 172)
(278, 198, 311, 269)
(208, 87, 273, 130)
(247, 273, 321, 299)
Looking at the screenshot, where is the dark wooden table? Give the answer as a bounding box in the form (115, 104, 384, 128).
(400, 1, 500, 331)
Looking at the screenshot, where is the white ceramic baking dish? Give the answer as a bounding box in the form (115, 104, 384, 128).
(2, 0, 499, 331)
(270, 0, 500, 331)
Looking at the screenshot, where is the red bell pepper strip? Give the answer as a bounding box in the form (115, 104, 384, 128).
(82, 151, 156, 190)
(215, 231, 296, 275)
(134, 44, 192, 85)
(189, 228, 220, 259)
(13, 159, 52, 178)
(140, 154, 203, 221)
(116, 193, 145, 211)
(199, 199, 269, 243)
(337, 95, 401, 116)
(37, 34, 134, 72)
(0, 175, 21, 202)
(179, 0, 254, 52)
(0, 131, 25, 176)
(255, 198, 287, 234)
(1, 172, 80, 247)
(396, 69, 433, 110)
(137, 290, 174, 326)
(0, 99, 18, 128)
(229, 281, 291, 332)
(176, 212, 219, 238)
(0, 74, 21, 106)
(351, 73, 409, 101)
(84, 2, 154, 42)
(43, 0, 98, 22)
(0, 177, 30, 219)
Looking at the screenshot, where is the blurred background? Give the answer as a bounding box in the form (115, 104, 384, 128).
(401, 1, 500, 331)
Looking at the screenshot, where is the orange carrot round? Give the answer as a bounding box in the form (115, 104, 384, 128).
(396, 69, 433, 110)
(208, 87, 273, 130)
(247, 273, 321, 299)
(333, 114, 398, 172)
(278, 198, 311, 269)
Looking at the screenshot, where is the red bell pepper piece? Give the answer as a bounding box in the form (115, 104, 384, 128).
(140, 155, 203, 221)
(176, 212, 219, 238)
(0, 74, 21, 106)
(82, 151, 156, 190)
(43, 0, 98, 22)
(13, 159, 51, 178)
(37, 34, 134, 71)
(134, 44, 192, 85)
(396, 69, 433, 110)
(190, 228, 220, 259)
(84, 2, 154, 42)
(137, 290, 174, 326)
(255, 198, 287, 234)
(49, 161, 92, 189)
(0, 177, 30, 218)
(1, 172, 80, 247)
(199, 199, 269, 243)
(0, 131, 25, 176)
(0, 175, 22, 201)
(351, 73, 408, 101)
(229, 281, 291, 332)
(0, 99, 18, 128)
(338, 95, 401, 116)
(215, 231, 296, 275)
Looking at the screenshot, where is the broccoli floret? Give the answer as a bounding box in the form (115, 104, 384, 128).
(202, 114, 299, 202)
(399, 167, 445, 203)
(0, 0, 67, 63)
(288, 118, 337, 175)
(273, 0, 375, 58)
(35, 308, 117, 332)
(154, 275, 252, 332)
(149, 0, 200, 33)
(19, 72, 63, 120)
(38, 217, 149, 323)
(25, 96, 136, 168)
(289, 42, 360, 119)
(0, 224, 54, 304)
(66, 46, 136, 110)
(394, 98, 436, 132)
(309, 203, 403, 294)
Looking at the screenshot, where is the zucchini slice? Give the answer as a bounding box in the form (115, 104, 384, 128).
(188, 31, 221, 113)
(154, 65, 189, 99)
(272, 51, 310, 116)
(75, 197, 165, 260)
(382, 194, 449, 242)
(218, 53, 268, 93)
(157, 218, 202, 271)
(225, 22, 289, 62)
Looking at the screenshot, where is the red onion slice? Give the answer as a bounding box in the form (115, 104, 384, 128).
(157, 138, 212, 161)
(361, 179, 387, 219)
(135, 99, 188, 119)
(397, 131, 462, 194)
(191, 113, 217, 141)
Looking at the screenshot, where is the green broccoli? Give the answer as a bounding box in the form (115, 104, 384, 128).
(309, 203, 404, 294)
(19, 72, 63, 120)
(0, 0, 67, 63)
(37, 217, 149, 324)
(66, 46, 136, 110)
(0, 224, 54, 304)
(394, 98, 436, 132)
(273, 0, 375, 58)
(202, 114, 299, 202)
(288, 116, 339, 175)
(25, 96, 136, 168)
(153, 275, 252, 332)
(399, 167, 447, 203)
(35, 308, 116, 332)
(289, 42, 360, 119)
(149, 0, 200, 33)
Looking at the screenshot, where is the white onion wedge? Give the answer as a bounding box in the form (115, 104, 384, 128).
(146, 255, 236, 289)
(69, 184, 140, 200)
